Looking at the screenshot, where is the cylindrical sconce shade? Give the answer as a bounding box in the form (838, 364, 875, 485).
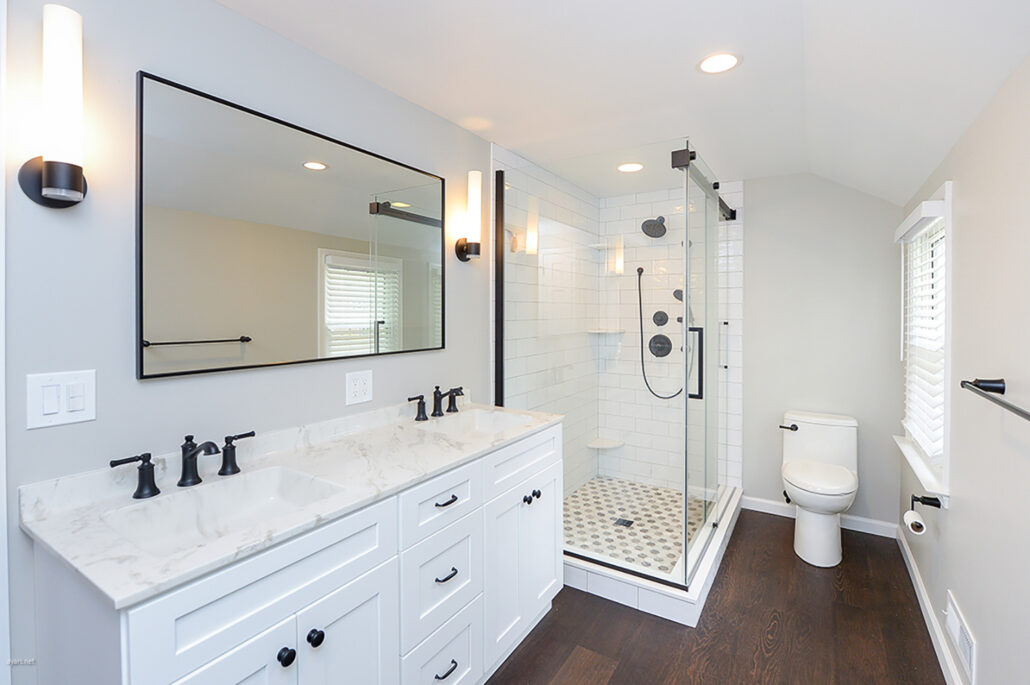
(41, 4, 84, 201)
(456, 170, 483, 261)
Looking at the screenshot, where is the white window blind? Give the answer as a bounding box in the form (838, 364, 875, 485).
(429, 265, 442, 346)
(902, 218, 946, 460)
(320, 250, 402, 356)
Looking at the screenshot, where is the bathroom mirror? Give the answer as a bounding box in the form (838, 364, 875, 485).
(136, 73, 444, 378)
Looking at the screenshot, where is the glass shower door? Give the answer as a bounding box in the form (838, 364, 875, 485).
(682, 149, 722, 586)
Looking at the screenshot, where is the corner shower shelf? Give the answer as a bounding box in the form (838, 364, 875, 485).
(587, 438, 625, 450)
(586, 329, 626, 335)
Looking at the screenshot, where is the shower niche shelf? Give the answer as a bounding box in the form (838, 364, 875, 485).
(587, 438, 625, 450)
(586, 329, 626, 335)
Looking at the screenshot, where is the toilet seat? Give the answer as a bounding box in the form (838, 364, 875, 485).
(782, 460, 857, 496)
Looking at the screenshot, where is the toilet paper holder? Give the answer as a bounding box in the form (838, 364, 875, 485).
(911, 494, 942, 510)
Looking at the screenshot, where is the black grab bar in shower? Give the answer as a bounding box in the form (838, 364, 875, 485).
(960, 378, 1030, 422)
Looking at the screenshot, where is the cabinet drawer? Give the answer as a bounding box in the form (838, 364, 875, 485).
(127, 497, 398, 684)
(400, 511, 484, 653)
(399, 460, 482, 548)
(402, 595, 483, 685)
(482, 424, 562, 500)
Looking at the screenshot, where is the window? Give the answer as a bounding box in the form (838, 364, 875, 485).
(429, 265, 443, 347)
(319, 249, 402, 357)
(902, 217, 946, 462)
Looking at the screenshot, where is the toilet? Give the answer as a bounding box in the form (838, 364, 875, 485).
(781, 410, 858, 567)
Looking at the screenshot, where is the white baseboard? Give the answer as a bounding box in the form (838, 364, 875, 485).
(740, 495, 898, 538)
(896, 529, 963, 685)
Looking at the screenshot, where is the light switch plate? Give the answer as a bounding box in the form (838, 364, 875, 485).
(27, 370, 96, 429)
(346, 370, 373, 405)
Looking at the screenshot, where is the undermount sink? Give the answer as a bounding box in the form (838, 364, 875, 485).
(416, 408, 532, 436)
(100, 466, 343, 556)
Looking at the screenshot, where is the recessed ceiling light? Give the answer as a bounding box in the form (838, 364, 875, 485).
(390, 201, 411, 208)
(617, 162, 644, 173)
(303, 161, 327, 171)
(699, 53, 739, 74)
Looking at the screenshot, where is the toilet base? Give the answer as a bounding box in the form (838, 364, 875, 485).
(793, 507, 842, 567)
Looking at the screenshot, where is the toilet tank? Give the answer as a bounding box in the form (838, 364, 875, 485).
(782, 410, 858, 472)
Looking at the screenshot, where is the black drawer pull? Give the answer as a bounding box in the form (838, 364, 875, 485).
(435, 659, 458, 680)
(435, 566, 459, 583)
(435, 494, 459, 508)
(778, 423, 799, 431)
(532, 489, 541, 499)
(306, 628, 325, 648)
(523, 494, 533, 505)
(277, 647, 296, 668)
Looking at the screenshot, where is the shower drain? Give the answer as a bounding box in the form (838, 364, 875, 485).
(614, 518, 634, 528)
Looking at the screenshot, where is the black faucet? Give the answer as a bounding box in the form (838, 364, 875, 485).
(446, 387, 464, 413)
(408, 394, 428, 421)
(178, 435, 220, 487)
(432, 386, 446, 417)
(219, 431, 255, 476)
(109, 453, 160, 499)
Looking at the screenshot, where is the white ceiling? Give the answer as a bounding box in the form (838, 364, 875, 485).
(217, 0, 1030, 205)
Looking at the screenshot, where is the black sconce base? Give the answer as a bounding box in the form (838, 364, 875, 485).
(455, 237, 481, 262)
(18, 156, 87, 208)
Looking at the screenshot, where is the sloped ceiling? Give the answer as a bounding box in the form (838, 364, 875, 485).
(217, 0, 1030, 205)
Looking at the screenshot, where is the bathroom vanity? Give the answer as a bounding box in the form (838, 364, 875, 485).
(20, 404, 563, 684)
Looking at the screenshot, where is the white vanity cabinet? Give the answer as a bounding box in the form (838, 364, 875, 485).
(30, 421, 563, 685)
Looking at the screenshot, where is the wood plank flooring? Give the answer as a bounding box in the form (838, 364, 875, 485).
(488, 510, 944, 684)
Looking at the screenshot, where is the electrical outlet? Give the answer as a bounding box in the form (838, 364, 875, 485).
(346, 370, 373, 405)
(945, 590, 976, 683)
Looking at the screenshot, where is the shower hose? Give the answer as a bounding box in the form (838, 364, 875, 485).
(637, 267, 683, 400)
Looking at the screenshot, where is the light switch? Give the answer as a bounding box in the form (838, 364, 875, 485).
(26, 370, 96, 429)
(41, 385, 61, 415)
(66, 383, 85, 412)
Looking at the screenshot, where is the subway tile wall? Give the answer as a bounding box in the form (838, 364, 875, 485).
(717, 181, 744, 489)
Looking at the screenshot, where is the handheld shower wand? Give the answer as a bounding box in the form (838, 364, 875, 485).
(637, 267, 682, 400)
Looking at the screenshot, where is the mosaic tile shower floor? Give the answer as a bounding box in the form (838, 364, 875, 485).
(563, 477, 709, 575)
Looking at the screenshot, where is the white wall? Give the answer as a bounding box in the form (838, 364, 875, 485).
(3, 1, 491, 681)
(742, 173, 902, 522)
(900, 54, 1030, 684)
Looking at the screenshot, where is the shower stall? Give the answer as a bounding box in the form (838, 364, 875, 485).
(493, 138, 740, 594)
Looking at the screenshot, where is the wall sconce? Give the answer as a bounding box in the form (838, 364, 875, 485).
(455, 170, 482, 262)
(525, 196, 539, 256)
(18, 4, 87, 208)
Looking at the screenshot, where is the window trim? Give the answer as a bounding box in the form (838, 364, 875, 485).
(894, 181, 952, 501)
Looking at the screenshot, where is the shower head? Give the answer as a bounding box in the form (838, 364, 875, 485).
(641, 216, 666, 238)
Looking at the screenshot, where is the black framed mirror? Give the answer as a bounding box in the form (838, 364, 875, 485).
(136, 72, 445, 379)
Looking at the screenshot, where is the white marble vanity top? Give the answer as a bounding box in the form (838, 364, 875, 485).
(19, 403, 561, 609)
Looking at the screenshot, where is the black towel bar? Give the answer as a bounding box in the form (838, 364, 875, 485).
(960, 378, 1030, 422)
(142, 336, 252, 348)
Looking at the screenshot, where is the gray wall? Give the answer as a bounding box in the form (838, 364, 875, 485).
(900, 53, 1030, 684)
(4, 0, 490, 680)
(742, 173, 903, 522)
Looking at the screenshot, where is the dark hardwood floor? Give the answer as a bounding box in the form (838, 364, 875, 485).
(488, 510, 944, 684)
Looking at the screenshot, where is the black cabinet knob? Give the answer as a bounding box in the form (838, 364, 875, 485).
(306, 628, 325, 648)
(523, 494, 533, 505)
(277, 646, 296, 667)
(532, 489, 542, 499)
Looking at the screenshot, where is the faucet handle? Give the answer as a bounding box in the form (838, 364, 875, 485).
(408, 395, 428, 422)
(110, 453, 160, 499)
(446, 387, 464, 413)
(218, 431, 254, 477)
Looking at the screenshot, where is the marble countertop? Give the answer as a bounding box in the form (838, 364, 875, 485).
(19, 403, 561, 610)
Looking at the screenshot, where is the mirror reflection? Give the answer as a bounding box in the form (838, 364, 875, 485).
(138, 74, 444, 378)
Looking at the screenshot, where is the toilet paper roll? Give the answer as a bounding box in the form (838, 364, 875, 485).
(904, 509, 926, 535)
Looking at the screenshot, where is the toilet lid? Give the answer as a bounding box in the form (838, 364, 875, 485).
(782, 460, 858, 495)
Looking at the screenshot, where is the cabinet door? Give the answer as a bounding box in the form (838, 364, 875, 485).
(295, 558, 400, 685)
(173, 616, 297, 685)
(519, 459, 563, 615)
(482, 484, 527, 668)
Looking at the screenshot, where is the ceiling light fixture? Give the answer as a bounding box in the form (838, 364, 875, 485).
(699, 53, 739, 74)
(303, 161, 327, 171)
(617, 163, 644, 173)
